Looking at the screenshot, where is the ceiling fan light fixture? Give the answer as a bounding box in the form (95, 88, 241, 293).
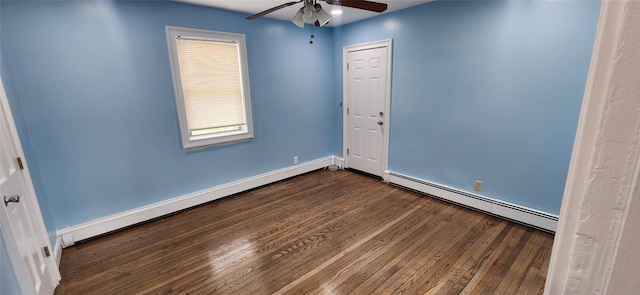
(302, 3, 317, 23)
(315, 4, 331, 27)
(291, 8, 305, 28)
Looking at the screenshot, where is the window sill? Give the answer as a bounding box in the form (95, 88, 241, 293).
(182, 132, 253, 150)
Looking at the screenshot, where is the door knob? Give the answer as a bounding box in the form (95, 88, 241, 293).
(378, 121, 383, 125)
(3, 195, 20, 206)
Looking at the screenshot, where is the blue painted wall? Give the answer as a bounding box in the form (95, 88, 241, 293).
(0, 0, 599, 231)
(0, 234, 22, 295)
(334, 0, 600, 214)
(0, 1, 334, 228)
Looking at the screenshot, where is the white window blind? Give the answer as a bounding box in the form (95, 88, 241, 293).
(175, 37, 246, 136)
(166, 26, 253, 149)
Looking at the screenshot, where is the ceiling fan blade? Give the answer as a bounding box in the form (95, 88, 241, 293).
(246, 0, 303, 20)
(324, 0, 387, 13)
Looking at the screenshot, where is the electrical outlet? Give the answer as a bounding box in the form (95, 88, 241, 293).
(293, 156, 299, 165)
(474, 180, 482, 192)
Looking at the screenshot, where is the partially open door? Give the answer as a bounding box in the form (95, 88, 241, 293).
(0, 79, 60, 294)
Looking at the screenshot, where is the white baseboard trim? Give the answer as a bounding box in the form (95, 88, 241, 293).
(59, 156, 336, 247)
(387, 171, 558, 232)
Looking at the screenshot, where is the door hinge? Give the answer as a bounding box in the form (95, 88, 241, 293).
(43, 246, 51, 257)
(347, 63, 349, 70)
(16, 157, 24, 170)
(347, 148, 349, 155)
(347, 107, 349, 115)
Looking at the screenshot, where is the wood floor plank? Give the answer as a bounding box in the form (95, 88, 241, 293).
(498, 233, 545, 294)
(182, 187, 414, 294)
(347, 207, 473, 295)
(380, 210, 487, 294)
(54, 170, 553, 295)
(273, 206, 421, 295)
(145, 175, 413, 294)
(457, 224, 518, 295)
(472, 227, 532, 294)
(421, 216, 508, 294)
(285, 203, 453, 295)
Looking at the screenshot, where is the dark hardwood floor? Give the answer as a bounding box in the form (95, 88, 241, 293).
(55, 169, 553, 294)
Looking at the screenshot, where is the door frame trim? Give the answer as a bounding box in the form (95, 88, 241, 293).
(342, 39, 393, 177)
(0, 78, 61, 293)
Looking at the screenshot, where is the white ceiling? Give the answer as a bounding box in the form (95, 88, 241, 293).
(174, 0, 434, 27)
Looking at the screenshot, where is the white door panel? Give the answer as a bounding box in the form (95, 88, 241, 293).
(0, 79, 58, 295)
(345, 42, 390, 177)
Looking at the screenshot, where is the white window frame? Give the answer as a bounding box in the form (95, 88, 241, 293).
(166, 26, 254, 149)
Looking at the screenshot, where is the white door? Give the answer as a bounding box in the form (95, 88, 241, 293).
(0, 80, 59, 295)
(344, 40, 391, 177)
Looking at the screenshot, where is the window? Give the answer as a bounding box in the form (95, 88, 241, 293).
(166, 26, 253, 149)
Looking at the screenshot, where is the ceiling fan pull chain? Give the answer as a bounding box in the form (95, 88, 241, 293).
(309, 25, 315, 44)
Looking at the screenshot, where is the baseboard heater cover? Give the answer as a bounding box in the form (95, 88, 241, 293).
(386, 171, 558, 232)
(58, 156, 343, 247)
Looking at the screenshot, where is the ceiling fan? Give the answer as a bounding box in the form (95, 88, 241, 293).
(246, 0, 388, 28)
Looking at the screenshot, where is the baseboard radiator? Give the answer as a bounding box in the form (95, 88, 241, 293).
(58, 156, 344, 248)
(386, 171, 558, 233)
(56, 158, 555, 252)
